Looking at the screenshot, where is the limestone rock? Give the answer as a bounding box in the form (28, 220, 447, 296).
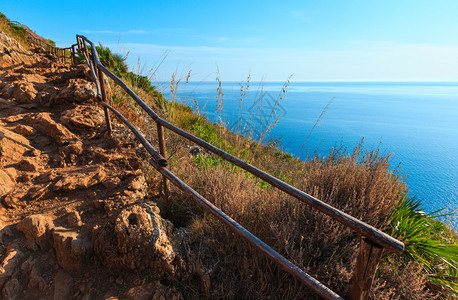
(0, 127, 31, 163)
(60, 105, 105, 129)
(53, 165, 106, 192)
(52, 227, 93, 271)
(16, 214, 54, 250)
(0, 169, 15, 198)
(0, 31, 37, 68)
(11, 124, 35, 136)
(25, 112, 78, 145)
(114, 204, 175, 272)
(52, 78, 96, 103)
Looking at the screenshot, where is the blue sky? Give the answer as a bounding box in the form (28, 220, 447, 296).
(3, 0, 458, 81)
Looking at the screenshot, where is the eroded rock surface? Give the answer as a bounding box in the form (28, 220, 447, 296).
(0, 29, 185, 299)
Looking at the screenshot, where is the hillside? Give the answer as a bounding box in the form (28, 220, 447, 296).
(1, 16, 457, 299)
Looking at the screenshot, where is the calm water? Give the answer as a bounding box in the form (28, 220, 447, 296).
(161, 81, 458, 228)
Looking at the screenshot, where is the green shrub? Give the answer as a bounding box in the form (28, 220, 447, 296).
(389, 196, 458, 296)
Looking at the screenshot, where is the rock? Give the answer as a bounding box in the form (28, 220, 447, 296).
(0, 246, 22, 287)
(10, 124, 35, 136)
(0, 127, 31, 163)
(52, 269, 73, 300)
(0, 169, 15, 198)
(1, 278, 23, 300)
(123, 282, 154, 300)
(189, 145, 201, 156)
(102, 177, 121, 190)
(2, 190, 27, 209)
(114, 204, 175, 272)
(66, 211, 83, 227)
(16, 214, 54, 250)
(17, 157, 41, 171)
(52, 227, 93, 271)
(20, 258, 47, 291)
(59, 141, 83, 156)
(26, 184, 51, 201)
(51, 78, 96, 103)
(21, 172, 40, 182)
(3, 168, 18, 182)
(25, 112, 78, 145)
(124, 281, 184, 300)
(11, 81, 38, 103)
(53, 165, 106, 192)
(0, 31, 37, 68)
(60, 106, 105, 129)
(127, 174, 147, 191)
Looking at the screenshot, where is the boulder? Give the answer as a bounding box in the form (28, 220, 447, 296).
(114, 204, 175, 273)
(16, 214, 54, 250)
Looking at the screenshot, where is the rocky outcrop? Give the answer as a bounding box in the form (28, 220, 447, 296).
(0, 31, 37, 68)
(0, 28, 186, 299)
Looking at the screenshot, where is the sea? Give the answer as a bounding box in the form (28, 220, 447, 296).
(160, 81, 458, 229)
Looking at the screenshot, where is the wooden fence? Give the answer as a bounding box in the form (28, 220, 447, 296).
(75, 34, 405, 300)
(12, 21, 77, 64)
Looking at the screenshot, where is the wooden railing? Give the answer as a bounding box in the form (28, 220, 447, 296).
(12, 21, 77, 64)
(75, 34, 404, 300)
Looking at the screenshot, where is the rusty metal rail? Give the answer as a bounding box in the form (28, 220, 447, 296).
(75, 34, 404, 300)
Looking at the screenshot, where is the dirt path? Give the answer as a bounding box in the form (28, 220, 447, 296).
(0, 31, 185, 299)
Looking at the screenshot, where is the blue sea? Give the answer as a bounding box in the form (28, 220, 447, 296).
(161, 81, 458, 228)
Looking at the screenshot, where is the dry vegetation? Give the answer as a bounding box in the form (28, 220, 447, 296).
(88, 43, 457, 299)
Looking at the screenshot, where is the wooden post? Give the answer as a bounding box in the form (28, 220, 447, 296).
(157, 123, 169, 199)
(98, 67, 112, 135)
(71, 45, 76, 64)
(349, 238, 384, 300)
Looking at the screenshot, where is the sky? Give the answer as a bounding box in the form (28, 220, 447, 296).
(2, 0, 458, 82)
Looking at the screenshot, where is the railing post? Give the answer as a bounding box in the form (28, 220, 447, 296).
(98, 67, 112, 135)
(349, 238, 384, 300)
(157, 123, 169, 199)
(71, 45, 76, 64)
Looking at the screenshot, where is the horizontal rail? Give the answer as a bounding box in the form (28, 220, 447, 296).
(78, 39, 404, 255)
(100, 101, 167, 167)
(76, 36, 403, 255)
(155, 118, 404, 255)
(75, 34, 405, 299)
(149, 159, 343, 300)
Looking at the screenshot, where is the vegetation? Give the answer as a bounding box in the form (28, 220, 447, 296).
(0, 12, 29, 47)
(80, 42, 458, 299)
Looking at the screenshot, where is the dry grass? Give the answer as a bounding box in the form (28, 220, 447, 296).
(97, 58, 453, 299)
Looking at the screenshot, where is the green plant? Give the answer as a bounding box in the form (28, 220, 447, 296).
(389, 196, 458, 296)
